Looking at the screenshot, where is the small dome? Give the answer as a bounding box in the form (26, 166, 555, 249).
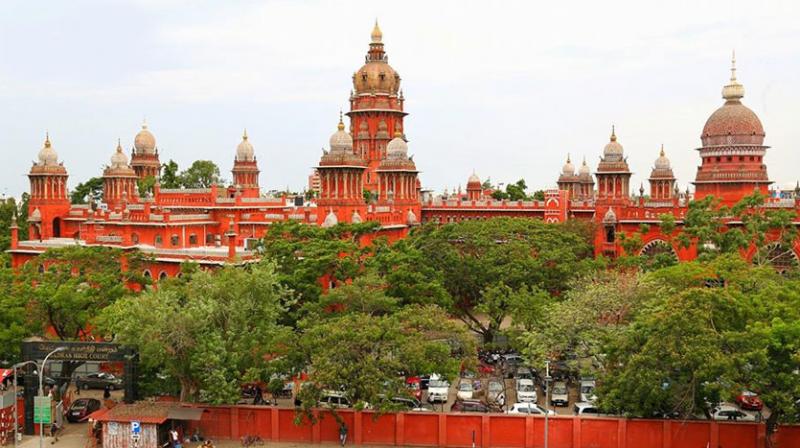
(134, 121, 156, 154)
(468, 172, 481, 185)
(236, 130, 255, 161)
(386, 132, 408, 158)
(579, 157, 591, 175)
(37, 134, 58, 166)
(110, 140, 129, 168)
(29, 208, 42, 222)
(654, 145, 670, 170)
(322, 209, 338, 228)
(603, 127, 623, 160)
(406, 209, 418, 225)
(329, 116, 353, 153)
(351, 210, 362, 224)
(602, 207, 617, 224)
(562, 155, 575, 176)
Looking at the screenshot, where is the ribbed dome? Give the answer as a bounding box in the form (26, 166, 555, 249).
(134, 122, 156, 154)
(654, 145, 670, 170)
(701, 54, 764, 147)
(353, 22, 400, 95)
(579, 158, 591, 176)
(386, 132, 408, 159)
(603, 127, 624, 160)
(467, 172, 481, 185)
(329, 118, 353, 153)
(37, 134, 58, 166)
(236, 130, 255, 161)
(562, 155, 575, 175)
(110, 140, 129, 168)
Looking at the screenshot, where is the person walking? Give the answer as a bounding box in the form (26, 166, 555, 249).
(338, 422, 348, 446)
(103, 385, 111, 400)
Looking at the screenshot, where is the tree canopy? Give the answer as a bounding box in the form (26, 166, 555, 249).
(178, 160, 224, 188)
(70, 177, 104, 204)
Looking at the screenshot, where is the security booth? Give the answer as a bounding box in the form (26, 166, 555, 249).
(20, 339, 139, 435)
(90, 403, 204, 448)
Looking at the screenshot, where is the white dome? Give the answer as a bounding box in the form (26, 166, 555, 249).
(134, 122, 156, 154)
(468, 172, 480, 184)
(602, 126, 623, 160)
(386, 132, 408, 159)
(351, 210, 362, 224)
(579, 158, 591, 175)
(37, 134, 58, 166)
(329, 119, 353, 153)
(236, 130, 255, 161)
(322, 209, 338, 228)
(654, 145, 670, 170)
(110, 140, 129, 168)
(562, 155, 575, 176)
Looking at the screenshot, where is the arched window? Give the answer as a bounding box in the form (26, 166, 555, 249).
(131, 233, 139, 244)
(143, 270, 152, 279)
(154, 235, 163, 246)
(159, 271, 168, 281)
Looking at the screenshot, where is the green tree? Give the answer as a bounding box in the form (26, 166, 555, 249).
(100, 261, 291, 403)
(70, 177, 104, 204)
(160, 160, 181, 188)
(178, 160, 224, 188)
(137, 175, 157, 197)
(0, 253, 35, 364)
(532, 190, 545, 201)
(506, 179, 529, 201)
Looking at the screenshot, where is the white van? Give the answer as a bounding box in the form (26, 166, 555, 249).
(515, 378, 537, 403)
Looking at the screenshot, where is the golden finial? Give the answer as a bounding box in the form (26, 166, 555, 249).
(117, 138, 123, 151)
(610, 125, 617, 141)
(582, 156, 587, 166)
(722, 50, 744, 101)
(566, 153, 571, 163)
(337, 111, 345, 131)
(45, 132, 51, 147)
(371, 19, 383, 43)
(393, 130, 403, 138)
(730, 50, 737, 82)
(660, 144, 665, 157)
(243, 128, 248, 140)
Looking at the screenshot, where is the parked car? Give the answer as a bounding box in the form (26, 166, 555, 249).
(579, 379, 597, 403)
(451, 400, 491, 413)
(550, 381, 569, 407)
(318, 390, 351, 409)
(711, 405, 757, 422)
(390, 396, 431, 411)
(573, 402, 600, 416)
(406, 377, 422, 401)
(502, 354, 523, 369)
(486, 380, 505, 407)
(513, 366, 536, 381)
(735, 391, 764, 411)
(457, 380, 474, 400)
(427, 376, 450, 403)
(515, 379, 537, 403)
(507, 402, 555, 415)
(66, 398, 101, 423)
(76, 372, 122, 390)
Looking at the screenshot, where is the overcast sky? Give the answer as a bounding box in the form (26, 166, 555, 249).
(2, 0, 799, 198)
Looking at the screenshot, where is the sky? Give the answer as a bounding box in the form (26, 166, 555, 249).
(1, 0, 799, 198)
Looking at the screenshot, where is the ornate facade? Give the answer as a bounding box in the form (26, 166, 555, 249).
(8, 30, 800, 274)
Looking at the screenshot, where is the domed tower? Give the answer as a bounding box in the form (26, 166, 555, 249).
(557, 154, 579, 199)
(231, 130, 260, 197)
(348, 21, 407, 194)
(130, 121, 161, 180)
(103, 139, 139, 209)
(649, 145, 676, 200)
(693, 53, 771, 204)
(316, 115, 368, 226)
(27, 134, 70, 240)
(376, 131, 420, 226)
(577, 157, 595, 200)
(595, 126, 632, 201)
(466, 172, 482, 201)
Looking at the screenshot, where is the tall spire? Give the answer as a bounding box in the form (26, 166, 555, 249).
(242, 128, 248, 140)
(371, 19, 382, 43)
(730, 50, 737, 82)
(660, 143, 665, 157)
(610, 125, 616, 141)
(722, 50, 745, 101)
(338, 110, 345, 131)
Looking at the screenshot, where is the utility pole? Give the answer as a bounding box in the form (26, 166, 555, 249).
(39, 348, 65, 448)
(544, 361, 551, 448)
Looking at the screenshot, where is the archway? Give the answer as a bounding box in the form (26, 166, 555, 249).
(52, 218, 61, 238)
(754, 243, 799, 272)
(640, 239, 678, 269)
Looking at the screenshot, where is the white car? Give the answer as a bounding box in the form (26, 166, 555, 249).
(457, 380, 474, 400)
(550, 381, 569, 407)
(427, 376, 450, 403)
(507, 402, 555, 415)
(515, 378, 537, 403)
(579, 379, 597, 403)
(711, 405, 757, 422)
(487, 380, 505, 406)
(574, 401, 600, 416)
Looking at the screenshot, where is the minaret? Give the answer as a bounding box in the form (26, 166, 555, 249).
(376, 131, 420, 226)
(557, 154, 578, 199)
(103, 139, 139, 210)
(130, 120, 161, 180)
(694, 53, 771, 204)
(577, 157, 595, 200)
(348, 21, 406, 194)
(649, 145, 676, 201)
(27, 133, 70, 239)
(466, 172, 482, 201)
(231, 129, 260, 198)
(595, 126, 632, 201)
(316, 114, 368, 226)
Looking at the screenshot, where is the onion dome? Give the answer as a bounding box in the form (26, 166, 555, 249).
(562, 154, 576, 176)
(467, 172, 481, 186)
(110, 139, 129, 168)
(386, 131, 408, 159)
(603, 126, 624, 160)
(654, 145, 670, 170)
(353, 21, 401, 95)
(322, 209, 338, 228)
(329, 114, 354, 153)
(134, 121, 156, 154)
(701, 53, 764, 146)
(406, 209, 418, 225)
(579, 157, 591, 176)
(351, 210, 362, 224)
(37, 133, 58, 166)
(236, 129, 255, 161)
(602, 207, 617, 224)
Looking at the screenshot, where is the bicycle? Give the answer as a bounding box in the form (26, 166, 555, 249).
(240, 435, 264, 448)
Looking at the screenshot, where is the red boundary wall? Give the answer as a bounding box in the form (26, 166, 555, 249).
(185, 405, 800, 448)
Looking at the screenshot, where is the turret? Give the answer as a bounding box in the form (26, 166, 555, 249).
(231, 129, 261, 197)
(27, 133, 70, 240)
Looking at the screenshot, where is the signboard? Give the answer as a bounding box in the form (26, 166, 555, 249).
(22, 340, 128, 362)
(131, 421, 141, 435)
(33, 396, 51, 424)
(108, 422, 119, 435)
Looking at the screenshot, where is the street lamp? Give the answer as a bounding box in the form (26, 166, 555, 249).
(11, 361, 38, 448)
(39, 347, 66, 448)
(543, 361, 551, 448)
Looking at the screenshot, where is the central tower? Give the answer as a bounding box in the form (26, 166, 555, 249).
(347, 21, 407, 194)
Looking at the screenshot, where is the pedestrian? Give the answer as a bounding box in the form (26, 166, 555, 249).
(49, 422, 61, 444)
(103, 385, 111, 400)
(169, 429, 180, 448)
(338, 422, 348, 446)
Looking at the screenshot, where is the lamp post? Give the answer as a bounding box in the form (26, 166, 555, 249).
(39, 347, 65, 448)
(543, 361, 551, 448)
(11, 361, 38, 448)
